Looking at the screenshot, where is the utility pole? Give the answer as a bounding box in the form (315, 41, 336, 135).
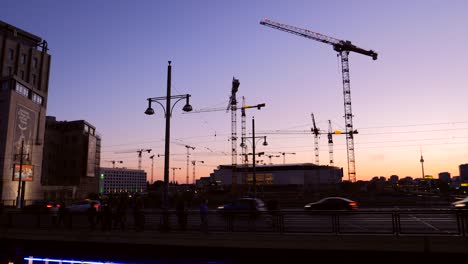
(149, 155, 155, 184)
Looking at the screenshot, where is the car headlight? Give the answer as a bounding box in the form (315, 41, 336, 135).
(454, 203, 466, 207)
(304, 205, 311, 208)
(217, 206, 224, 210)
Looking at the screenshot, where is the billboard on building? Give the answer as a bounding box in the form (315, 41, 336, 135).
(12, 164, 33, 181)
(12, 104, 36, 165)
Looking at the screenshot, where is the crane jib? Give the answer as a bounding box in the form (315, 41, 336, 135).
(334, 42, 378, 60)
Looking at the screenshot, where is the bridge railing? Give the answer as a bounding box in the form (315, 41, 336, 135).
(0, 208, 467, 236)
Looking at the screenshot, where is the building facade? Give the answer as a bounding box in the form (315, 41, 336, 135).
(99, 167, 147, 194)
(0, 21, 51, 205)
(438, 172, 451, 183)
(41, 117, 101, 200)
(460, 164, 468, 182)
(210, 163, 343, 191)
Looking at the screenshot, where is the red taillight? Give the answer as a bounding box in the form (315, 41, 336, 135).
(46, 204, 53, 208)
(94, 204, 99, 209)
(56, 204, 61, 208)
(349, 202, 357, 206)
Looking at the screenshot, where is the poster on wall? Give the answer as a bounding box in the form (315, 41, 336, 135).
(12, 104, 36, 164)
(13, 164, 33, 181)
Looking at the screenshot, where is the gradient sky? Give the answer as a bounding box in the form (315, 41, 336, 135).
(2, 0, 467, 183)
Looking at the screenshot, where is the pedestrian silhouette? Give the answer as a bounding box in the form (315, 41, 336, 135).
(87, 201, 98, 230)
(199, 199, 209, 233)
(176, 198, 188, 230)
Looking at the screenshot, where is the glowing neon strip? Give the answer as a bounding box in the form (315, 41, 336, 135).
(24, 257, 122, 264)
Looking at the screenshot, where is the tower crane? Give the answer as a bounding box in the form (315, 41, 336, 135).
(115, 149, 152, 170)
(228, 77, 240, 168)
(279, 152, 296, 164)
(184, 145, 195, 185)
(311, 113, 320, 165)
(137, 149, 152, 170)
(191, 160, 204, 184)
(260, 18, 378, 182)
(106, 160, 123, 168)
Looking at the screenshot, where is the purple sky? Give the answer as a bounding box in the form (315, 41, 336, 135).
(2, 0, 468, 182)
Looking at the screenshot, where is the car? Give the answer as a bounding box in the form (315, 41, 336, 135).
(451, 197, 468, 209)
(22, 200, 60, 213)
(217, 197, 267, 216)
(304, 197, 359, 211)
(66, 199, 101, 213)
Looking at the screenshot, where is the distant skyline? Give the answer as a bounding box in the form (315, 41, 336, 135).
(2, 0, 467, 183)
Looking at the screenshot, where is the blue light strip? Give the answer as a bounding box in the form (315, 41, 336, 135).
(24, 257, 122, 264)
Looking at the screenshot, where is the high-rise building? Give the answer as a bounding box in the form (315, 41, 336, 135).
(0, 20, 51, 205)
(460, 164, 468, 182)
(41, 117, 101, 200)
(438, 172, 451, 183)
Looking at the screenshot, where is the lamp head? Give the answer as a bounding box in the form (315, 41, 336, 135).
(262, 136, 268, 146)
(145, 100, 155, 115)
(183, 96, 193, 112)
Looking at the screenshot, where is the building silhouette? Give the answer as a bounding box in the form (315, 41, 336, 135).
(460, 164, 468, 182)
(0, 20, 51, 204)
(438, 172, 451, 183)
(41, 116, 101, 200)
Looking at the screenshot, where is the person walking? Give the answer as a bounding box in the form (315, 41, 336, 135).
(199, 199, 209, 233)
(87, 201, 98, 230)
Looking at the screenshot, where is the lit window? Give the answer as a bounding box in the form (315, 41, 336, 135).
(32, 93, 43, 105)
(15, 82, 29, 97)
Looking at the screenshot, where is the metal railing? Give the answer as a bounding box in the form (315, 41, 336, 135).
(0, 208, 467, 236)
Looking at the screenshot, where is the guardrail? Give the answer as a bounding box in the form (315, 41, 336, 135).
(1, 209, 467, 236)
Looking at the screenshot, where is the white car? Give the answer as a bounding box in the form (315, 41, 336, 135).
(452, 197, 468, 209)
(66, 199, 101, 213)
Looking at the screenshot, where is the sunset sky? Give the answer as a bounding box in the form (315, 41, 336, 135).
(2, 0, 467, 183)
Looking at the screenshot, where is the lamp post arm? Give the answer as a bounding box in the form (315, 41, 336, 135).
(169, 96, 188, 117)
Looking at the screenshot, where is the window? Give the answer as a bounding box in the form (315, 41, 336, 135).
(21, 53, 26, 64)
(32, 74, 36, 85)
(7, 67, 12, 76)
(33, 58, 38, 68)
(32, 93, 43, 105)
(15, 82, 29, 97)
(20, 70, 25, 80)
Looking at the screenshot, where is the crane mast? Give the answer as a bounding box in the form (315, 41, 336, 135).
(327, 120, 334, 166)
(260, 18, 378, 182)
(311, 113, 320, 165)
(228, 78, 240, 167)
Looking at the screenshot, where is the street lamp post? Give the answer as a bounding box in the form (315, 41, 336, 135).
(144, 61, 193, 229)
(241, 117, 268, 198)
